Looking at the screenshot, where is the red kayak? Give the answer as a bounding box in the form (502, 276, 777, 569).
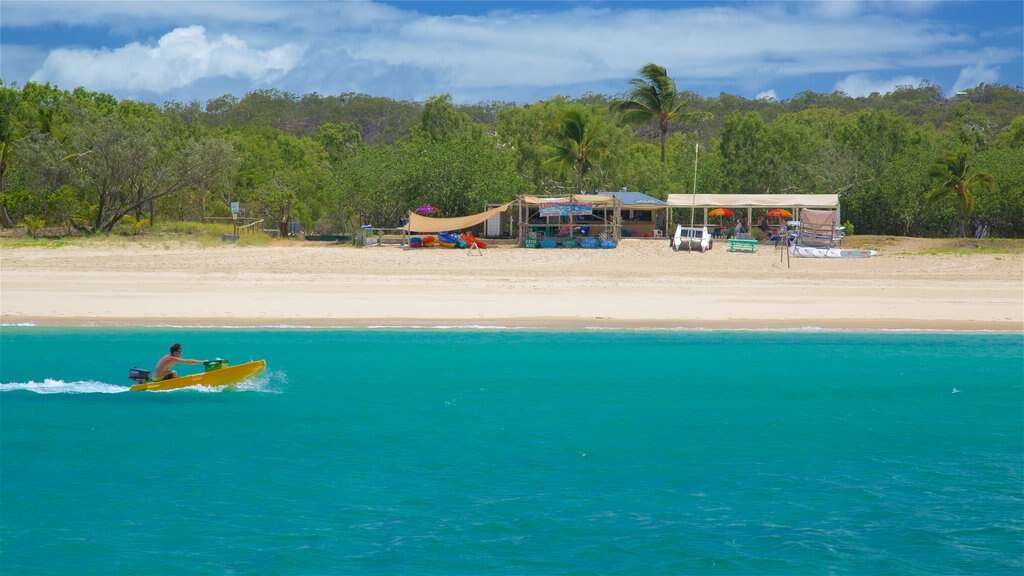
(460, 233, 487, 248)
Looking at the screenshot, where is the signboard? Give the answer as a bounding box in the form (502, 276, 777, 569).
(538, 202, 593, 217)
(230, 202, 240, 216)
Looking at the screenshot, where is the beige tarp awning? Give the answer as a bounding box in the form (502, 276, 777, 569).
(522, 195, 616, 206)
(665, 194, 839, 209)
(404, 203, 512, 233)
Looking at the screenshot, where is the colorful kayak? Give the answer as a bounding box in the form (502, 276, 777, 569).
(129, 359, 267, 391)
(437, 232, 460, 248)
(460, 233, 487, 248)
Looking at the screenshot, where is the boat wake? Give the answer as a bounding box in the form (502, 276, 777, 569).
(2, 370, 286, 395)
(0, 379, 128, 394)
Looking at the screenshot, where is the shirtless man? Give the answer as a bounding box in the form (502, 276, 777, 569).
(154, 343, 206, 380)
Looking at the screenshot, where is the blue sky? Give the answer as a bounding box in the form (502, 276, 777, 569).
(1, 1, 1021, 105)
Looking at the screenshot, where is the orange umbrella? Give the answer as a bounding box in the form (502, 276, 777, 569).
(766, 208, 793, 218)
(708, 207, 733, 217)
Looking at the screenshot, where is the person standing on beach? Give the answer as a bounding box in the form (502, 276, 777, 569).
(154, 343, 205, 380)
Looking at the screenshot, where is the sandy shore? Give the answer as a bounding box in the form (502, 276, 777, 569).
(1, 239, 1021, 331)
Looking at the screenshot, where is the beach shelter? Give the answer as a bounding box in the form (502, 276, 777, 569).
(403, 203, 512, 234)
(665, 194, 840, 231)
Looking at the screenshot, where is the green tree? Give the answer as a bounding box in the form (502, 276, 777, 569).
(927, 151, 995, 237)
(416, 94, 470, 142)
(67, 113, 237, 232)
(544, 109, 609, 195)
(718, 112, 768, 193)
(316, 122, 362, 161)
(0, 87, 18, 227)
(614, 63, 709, 163)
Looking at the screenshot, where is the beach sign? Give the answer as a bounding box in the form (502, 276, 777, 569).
(538, 202, 593, 217)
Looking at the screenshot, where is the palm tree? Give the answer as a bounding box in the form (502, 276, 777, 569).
(544, 109, 608, 195)
(926, 151, 994, 238)
(614, 63, 709, 163)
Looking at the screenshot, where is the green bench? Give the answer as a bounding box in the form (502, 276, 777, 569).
(728, 238, 758, 253)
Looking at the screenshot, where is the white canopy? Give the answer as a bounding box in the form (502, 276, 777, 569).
(665, 194, 839, 210)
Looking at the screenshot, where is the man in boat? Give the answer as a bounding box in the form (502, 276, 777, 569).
(154, 343, 206, 380)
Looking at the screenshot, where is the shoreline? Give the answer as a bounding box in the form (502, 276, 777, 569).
(3, 316, 1020, 333)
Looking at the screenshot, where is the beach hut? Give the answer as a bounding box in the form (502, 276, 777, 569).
(516, 194, 622, 244)
(595, 189, 668, 238)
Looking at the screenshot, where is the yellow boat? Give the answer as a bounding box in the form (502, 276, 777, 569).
(129, 359, 267, 392)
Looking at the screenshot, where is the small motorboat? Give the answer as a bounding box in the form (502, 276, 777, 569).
(460, 233, 487, 248)
(128, 359, 267, 391)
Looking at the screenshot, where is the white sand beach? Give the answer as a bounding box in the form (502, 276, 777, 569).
(1, 239, 1021, 331)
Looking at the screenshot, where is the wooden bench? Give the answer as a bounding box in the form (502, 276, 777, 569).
(728, 238, 758, 253)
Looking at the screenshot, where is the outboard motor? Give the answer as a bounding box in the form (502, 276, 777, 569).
(203, 359, 227, 372)
(128, 367, 151, 384)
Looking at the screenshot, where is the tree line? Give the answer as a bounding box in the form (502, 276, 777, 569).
(1, 67, 1021, 238)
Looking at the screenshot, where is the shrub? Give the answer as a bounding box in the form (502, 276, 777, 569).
(23, 215, 45, 238)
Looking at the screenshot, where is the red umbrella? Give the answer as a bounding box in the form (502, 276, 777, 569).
(415, 205, 440, 215)
(766, 208, 793, 218)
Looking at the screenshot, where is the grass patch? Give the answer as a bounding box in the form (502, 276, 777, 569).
(918, 239, 1024, 255)
(842, 235, 1024, 255)
(0, 221, 281, 249)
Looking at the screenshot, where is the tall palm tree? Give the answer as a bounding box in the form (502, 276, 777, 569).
(926, 151, 994, 238)
(544, 109, 608, 195)
(614, 63, 709, 163)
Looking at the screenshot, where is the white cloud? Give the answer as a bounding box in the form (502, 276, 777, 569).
(756, 89, 778, 101)
(833, 73, 926, 97)
(29, 26, 305, 93)
(952, 61, 999, 93)
(4, 1, 1019, 103)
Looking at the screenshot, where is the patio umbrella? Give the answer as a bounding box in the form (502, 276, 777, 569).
(766, 208, 793, 218)
(707, 208, 733, 237)
(415, 205, 440, 215)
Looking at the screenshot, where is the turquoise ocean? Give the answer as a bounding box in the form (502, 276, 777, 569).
(1, 328, 1022, 575)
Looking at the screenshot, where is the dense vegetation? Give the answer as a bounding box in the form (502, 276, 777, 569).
(1, 71, 1022, 238)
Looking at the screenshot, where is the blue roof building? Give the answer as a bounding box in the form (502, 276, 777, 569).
(590, 188, 666, 207)
(590, 188, 666, 238)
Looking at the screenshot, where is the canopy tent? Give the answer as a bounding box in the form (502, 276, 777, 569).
(665, 194, 838, 209)
(665, 193, 840, 231)
(403, 203, 512, 234)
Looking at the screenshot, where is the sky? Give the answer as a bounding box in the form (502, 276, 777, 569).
(1, 1, 1021, 105)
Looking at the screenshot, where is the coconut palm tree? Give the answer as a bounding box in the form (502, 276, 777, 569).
(926, 151, 994, 238)
(544, 109, 608, 195)
(614, 63, 709, 163)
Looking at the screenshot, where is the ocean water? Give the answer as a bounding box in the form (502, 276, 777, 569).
(1, 328, 1021, 575)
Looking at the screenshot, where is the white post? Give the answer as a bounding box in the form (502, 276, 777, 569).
(688, 143, 698, 252)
